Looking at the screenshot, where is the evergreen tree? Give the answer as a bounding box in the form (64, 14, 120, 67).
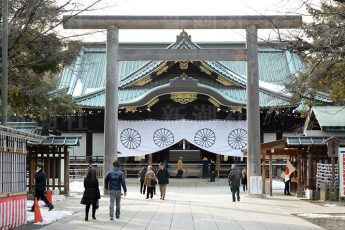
(0, 0, 100, 120)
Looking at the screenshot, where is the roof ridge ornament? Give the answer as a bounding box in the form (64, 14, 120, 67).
(176, 30, 192, 43)
(170, 73, 198, 88)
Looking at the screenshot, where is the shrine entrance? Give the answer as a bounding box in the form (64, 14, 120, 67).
(63, 15, 302, 195)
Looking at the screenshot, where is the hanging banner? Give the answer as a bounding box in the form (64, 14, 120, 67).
(339, 147, 345, 197)
(117, 120, 247, 157)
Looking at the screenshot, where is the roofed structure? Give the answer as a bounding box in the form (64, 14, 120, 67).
(56, 31, 306, 109)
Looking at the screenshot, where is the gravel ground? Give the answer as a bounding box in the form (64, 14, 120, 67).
(297, 214, 345, 230)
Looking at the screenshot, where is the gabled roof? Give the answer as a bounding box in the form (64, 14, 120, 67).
(312, 106, 345, 131)
(57, 31, 306, 108)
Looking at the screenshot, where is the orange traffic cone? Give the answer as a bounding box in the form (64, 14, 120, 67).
(34, 198, 43, 223)
(46, 189, 53, 205)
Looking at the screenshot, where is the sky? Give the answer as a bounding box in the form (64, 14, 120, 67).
(59, 0, 319, 43)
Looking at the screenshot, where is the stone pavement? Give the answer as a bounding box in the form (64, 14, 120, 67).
(39, 179, 345, 230)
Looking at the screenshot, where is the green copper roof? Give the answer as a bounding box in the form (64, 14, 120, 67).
(312, 106, 345, 130)
(57, 32, 306, 108)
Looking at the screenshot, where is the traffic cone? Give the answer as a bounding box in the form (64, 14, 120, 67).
(34, 198, 43, 223)
(46, 189, 53, 205)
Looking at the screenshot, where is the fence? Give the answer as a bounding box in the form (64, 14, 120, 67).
(0, 125, 43, 229)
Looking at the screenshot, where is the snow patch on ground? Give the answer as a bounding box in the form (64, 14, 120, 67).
(70, 181, 84, 193)
(297, 213, 345, 219)
(323, 204, 337, 207)
(272, 179, 285, 190)
(26, 210, 73, 225)
(53, 195, 66, 202)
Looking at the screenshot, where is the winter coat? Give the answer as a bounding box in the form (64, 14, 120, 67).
(105, 168, 127, 192)
(210, 162, 216, 172)
(228, 169, 242, 188)
(202, 160, 209, 170)
(34, 169, 47, 191)
(138, 169, 147, 182)
(157, 168, 169, 185)
(144, 170, 157, 187)
(241, 170, 247, 185)
(177, 159, 183, 171)
(81, 177, 101, 205)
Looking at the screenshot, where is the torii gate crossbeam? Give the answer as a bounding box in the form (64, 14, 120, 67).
(63, 15, 302, 196)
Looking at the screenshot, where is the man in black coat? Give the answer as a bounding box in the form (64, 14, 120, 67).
(30, 163, 54, 211)
(157, 162, 169, 200)
(228, 165, 242, 202)
(202, 157, 209, 179)
(209, 160, 216, 182)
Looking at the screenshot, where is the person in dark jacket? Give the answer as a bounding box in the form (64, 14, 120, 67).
(157, 162, 170, 200)
(105, 161, 127, 220)
(228, 165, 242, 202)
(202, 157, 209, 179)
(209, 160, 216, 182)
(241, 168, 247, 192)
(138, 166, 147, 194)
(81, 167, 100, 221)
(30, 163, 54, 212)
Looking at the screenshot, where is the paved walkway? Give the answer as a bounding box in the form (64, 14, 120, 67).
(40, 179, 345, 230)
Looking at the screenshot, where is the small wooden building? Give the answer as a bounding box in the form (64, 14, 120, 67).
(27, 136, 81, 195)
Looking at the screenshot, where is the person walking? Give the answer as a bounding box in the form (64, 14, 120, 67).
(138, 166, 147, 194)
(30, 163, 54, 212)
(202, 157, 209, 179)
(176, 157, 184, 178)
(228, 165, 242, 202)
(144, 166, 157, 199)
(105, 161, 127, 220)
(157, 162, 170, 200)
(241, 168, 247, 192)
(81, 167, 100, 221)
(209, 160, 216, 182)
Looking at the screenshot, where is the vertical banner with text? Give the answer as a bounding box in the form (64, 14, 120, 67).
(339, 147, 345, 197)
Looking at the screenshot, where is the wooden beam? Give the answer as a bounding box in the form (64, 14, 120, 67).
(117, 48, 247, 61)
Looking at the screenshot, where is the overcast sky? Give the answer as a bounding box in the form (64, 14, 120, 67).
(60, 0, 319, 43)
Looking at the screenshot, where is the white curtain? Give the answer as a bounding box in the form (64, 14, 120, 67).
(117, 120, 247, 157)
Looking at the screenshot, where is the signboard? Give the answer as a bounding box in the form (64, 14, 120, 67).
(339, 148, 345, 197)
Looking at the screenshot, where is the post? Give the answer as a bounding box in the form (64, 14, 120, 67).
(307, 148, 312, 189)
(103, 26, 119, 194)
(246, 25, 262, 196)
(297, 151, 302, 197)
(331, 156, 336, 200)
(148, 154, 153, 165)
(64, 146, 70, 195)
(1, 0, 8, 125)
(216, 154, 221, 178)
(262, 151, 266, 194)
(269, 151, 273, 197)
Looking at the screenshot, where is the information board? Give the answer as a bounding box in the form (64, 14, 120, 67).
(339, 148, 345, 197)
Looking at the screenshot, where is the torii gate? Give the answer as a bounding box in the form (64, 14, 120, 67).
(63, 15, 302, 195)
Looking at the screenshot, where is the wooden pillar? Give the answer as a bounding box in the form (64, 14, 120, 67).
(216, 154, 221, 178)
(307, 147, 312, 189)
(297, 149, 302, 196)
(262, 151, 266, 194)
(46, 147, 50, 189)
(52, 147, 56, 190)
(64, 146, 69, 194)
(269, 151, 273, 197)
(58, 147, 61, 192)
(86, 131, 93, 164)
(331, 155, 336, 200)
